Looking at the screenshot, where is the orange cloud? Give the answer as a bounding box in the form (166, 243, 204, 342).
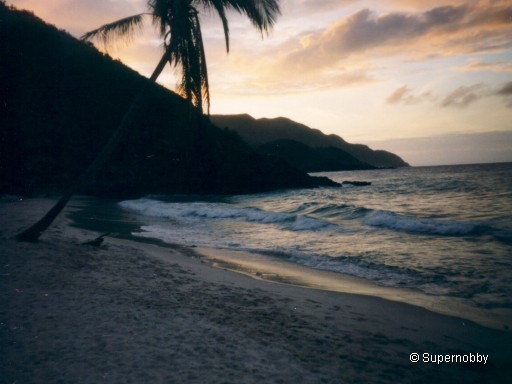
(205, 2, 512, 97)
(456, 59, 512, 73)
(280, 3, 512, 72)
(209, 54, 376, 96)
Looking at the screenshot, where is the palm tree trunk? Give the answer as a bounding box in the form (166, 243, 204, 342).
(15, 49, 173, 242)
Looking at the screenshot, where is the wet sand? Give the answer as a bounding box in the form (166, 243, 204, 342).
(197, 246, 512, 331)
(1, 197, 511, 383)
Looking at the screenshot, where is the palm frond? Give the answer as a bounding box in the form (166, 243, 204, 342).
(171, 6, 210, 115)
(148, 0, 169, 38)
(205, 0, 231, 52)
(243, 0, 281, 34)
(198, 0, 280, 35)
(192, 11, 210, 114)
(82, 0, 280, 116)
(81, 13, 149, 47)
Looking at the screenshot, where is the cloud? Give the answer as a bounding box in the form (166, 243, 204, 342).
(496, 81, 512, 96)
(387, 84, 493, 108)
(496, 81, 512, 107)
(210, 65, 375, 96)
(441, 84, 488, 108)
(385, 0, 512, 12)
(456, 59, 512, 73)
(382, 0, 467, 10)
(216, 2, 512, 96)
(387, 86, 433, 105)
(280, 3, 512, 73)
(282, 0, 358, 15)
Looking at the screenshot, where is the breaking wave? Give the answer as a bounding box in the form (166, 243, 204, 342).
(119, 198, 334, 232)
(363, 210, 480, 236)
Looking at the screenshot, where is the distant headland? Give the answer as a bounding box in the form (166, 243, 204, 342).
(211, 114, 409, 171)
(0, 3, 406, 198)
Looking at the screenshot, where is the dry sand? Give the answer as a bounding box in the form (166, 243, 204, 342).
(1, 198, 511, 383)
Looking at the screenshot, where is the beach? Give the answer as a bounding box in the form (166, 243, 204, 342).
(2, 197, 511, 383)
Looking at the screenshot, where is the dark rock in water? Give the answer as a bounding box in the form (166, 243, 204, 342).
(342, 181, 372, 187)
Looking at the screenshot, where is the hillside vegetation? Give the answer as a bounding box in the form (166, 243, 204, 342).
(0, 3, 338, 197)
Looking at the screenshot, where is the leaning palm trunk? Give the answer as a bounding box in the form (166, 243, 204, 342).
(16, 0, 281, 242)
(15, 49, 173, 242)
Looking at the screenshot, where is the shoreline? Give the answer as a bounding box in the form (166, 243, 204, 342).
(6, 195, 512, 332)
(2, 197, 512, 383)
(69, 195, 511, 331)
(194, 246, 512, 331)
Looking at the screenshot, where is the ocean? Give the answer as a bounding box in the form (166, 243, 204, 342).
(115, 163, 512, 325)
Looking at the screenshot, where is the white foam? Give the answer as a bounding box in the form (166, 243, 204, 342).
(363, 210, 476, 235)
(119, 198, 333, 232)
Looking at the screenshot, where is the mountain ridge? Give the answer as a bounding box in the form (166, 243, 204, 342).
(210, 114, 410, 169)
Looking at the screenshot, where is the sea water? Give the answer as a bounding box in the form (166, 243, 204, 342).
(118, 163, 512, 312)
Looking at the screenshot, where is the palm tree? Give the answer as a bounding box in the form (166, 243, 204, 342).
(15, 0, 280, 242)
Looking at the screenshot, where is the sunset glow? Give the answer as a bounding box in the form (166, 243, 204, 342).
(7, 0, 512, 165)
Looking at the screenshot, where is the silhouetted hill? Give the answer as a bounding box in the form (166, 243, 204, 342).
(258, 140, 373, 172)
(0, 3, 338, 197)
(211, 114, 410, 169)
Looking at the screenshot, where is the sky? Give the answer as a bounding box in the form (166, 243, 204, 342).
(7, 0, 512, 166)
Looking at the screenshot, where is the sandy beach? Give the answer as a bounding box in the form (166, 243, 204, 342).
(1, 197, 511, 383)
